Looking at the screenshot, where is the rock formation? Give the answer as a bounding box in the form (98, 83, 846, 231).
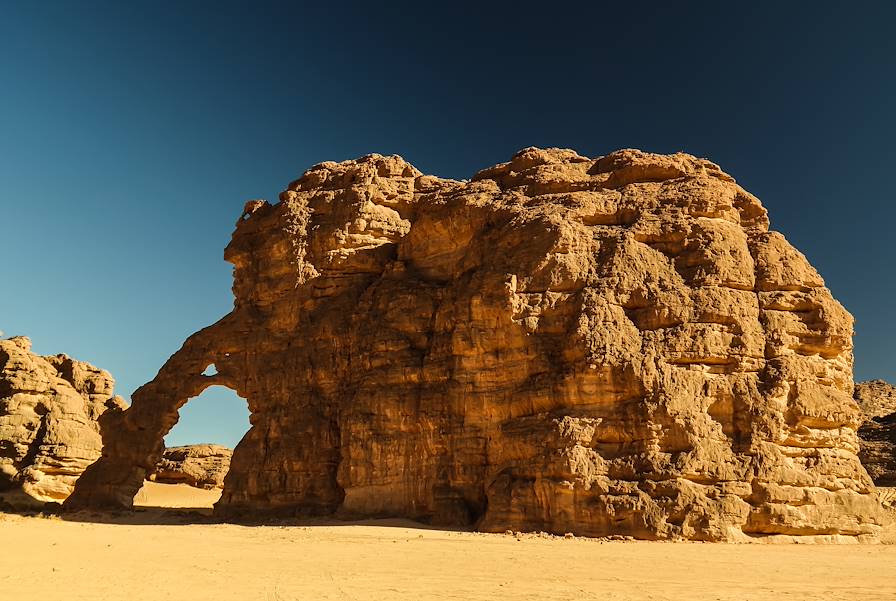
(67, 147, 884, 541)
(854, 380, 896, 486)
(0, 336, 126, 503)
(148, 444, 232, 489)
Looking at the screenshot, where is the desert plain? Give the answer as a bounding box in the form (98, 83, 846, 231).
(2, 482, 895, 601)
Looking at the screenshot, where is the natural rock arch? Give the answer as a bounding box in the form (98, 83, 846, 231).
(70, 318, 262, 510)
(67, 147, 885, 541)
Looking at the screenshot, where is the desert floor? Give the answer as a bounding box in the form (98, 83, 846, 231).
(1, 482, 894, 601)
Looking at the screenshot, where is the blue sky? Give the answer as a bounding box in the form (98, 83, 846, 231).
(2, 2, 894, 447)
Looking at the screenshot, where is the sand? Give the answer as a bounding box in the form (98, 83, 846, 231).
(1, 482, 894, 601)
(134, 480, 222, 509)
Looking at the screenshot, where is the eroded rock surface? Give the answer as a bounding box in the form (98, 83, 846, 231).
(149, 444, 232, 489)
(0, 336, 126, 502)
(854, 380, 896, 486)
(67, 147, 883, 540)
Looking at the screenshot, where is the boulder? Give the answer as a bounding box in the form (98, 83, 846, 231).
(67, 147, 884, 541)
(0, 336, 126, 503)
(149, 444, 232, 489)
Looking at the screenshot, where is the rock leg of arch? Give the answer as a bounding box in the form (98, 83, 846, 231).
(64, 317, 247, 509)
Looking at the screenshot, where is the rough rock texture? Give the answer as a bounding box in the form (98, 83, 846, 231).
(148, 444, 232, 489)
(0, 336, 126, 502)
(854, 380, 896, 486)
(68, 147, 884, 541)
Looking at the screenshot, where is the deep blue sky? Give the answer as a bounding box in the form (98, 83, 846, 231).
(2, 2, 894, 447)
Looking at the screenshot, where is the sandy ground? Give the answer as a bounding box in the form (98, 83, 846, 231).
(1, 483, 895, 601)
(134, 480, 223, 509)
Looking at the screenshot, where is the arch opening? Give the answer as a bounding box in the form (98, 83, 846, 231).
(133, 385, 251, 512)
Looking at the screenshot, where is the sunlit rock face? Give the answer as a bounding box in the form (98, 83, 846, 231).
(0, 336, 126, 503)
(67, 147, 884, 541)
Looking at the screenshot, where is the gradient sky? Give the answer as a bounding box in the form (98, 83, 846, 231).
(2, 2, 894, 448)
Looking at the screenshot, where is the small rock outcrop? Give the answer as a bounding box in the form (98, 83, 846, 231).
(0, 336, 126, 502)
(854, 380, 896, 486)
(68, 147, 884, 541)
(148, 444, 232, 489)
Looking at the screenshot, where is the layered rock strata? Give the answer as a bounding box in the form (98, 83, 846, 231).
(854, 380, 896, 486)
(0, 336, 126, 502)
(148, 444, 232, 489)
(67, 147, 883, 541)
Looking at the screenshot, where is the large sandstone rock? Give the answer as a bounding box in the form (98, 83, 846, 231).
(0, 336, 126, 503)
(148, 444, 232, 489)
(854, 380, 896, 486)
(67, 147, 884, 541)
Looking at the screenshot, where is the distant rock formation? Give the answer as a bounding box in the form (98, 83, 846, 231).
(67, 147, 884, 541)
(854, 380, 896, 486)
(148, 444, 232, 489)
(0, 336, 126, 503)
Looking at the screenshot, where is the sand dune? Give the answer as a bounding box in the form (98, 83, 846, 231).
(1, 482, 894, 601)
(134, 481, 222, 510)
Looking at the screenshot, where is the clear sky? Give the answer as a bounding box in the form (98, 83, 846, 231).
(2, 2, 894, 448)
